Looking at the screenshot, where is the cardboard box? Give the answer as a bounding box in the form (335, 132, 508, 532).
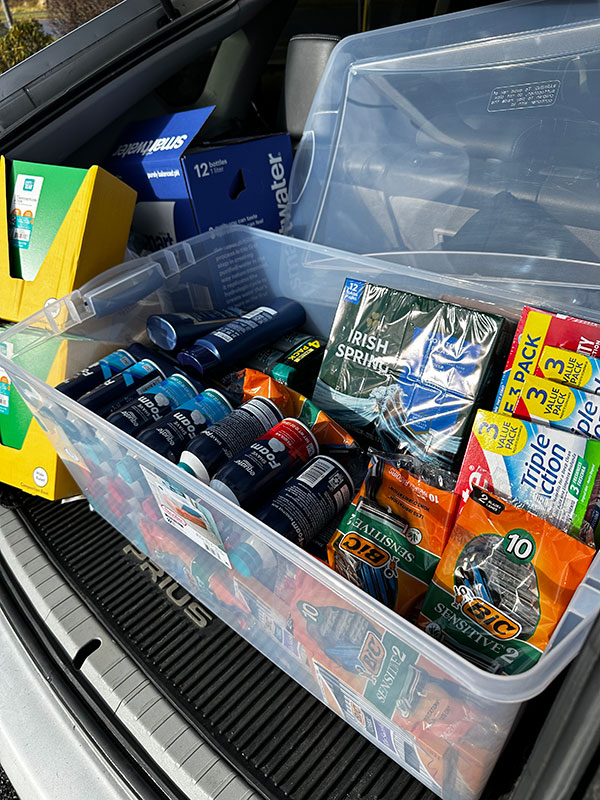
(514, 373, 600, 437)
(0, 329, 78, 499)
(0, 156, 135, 499)
(494, 306, 600, 417)
(103, 108, 293, 251)
(536, 345, 600, 393)
(455, 409, 600, 542)
(1, 156, 136, 322)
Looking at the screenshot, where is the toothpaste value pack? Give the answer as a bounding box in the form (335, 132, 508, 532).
(514, 373, 600, 440)
(495, 306, 600, 416)
(537, 345, 600, 393)
(456, 409, 600, 546)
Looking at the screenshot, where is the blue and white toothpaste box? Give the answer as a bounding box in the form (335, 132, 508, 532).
(104, 108, 292, 250)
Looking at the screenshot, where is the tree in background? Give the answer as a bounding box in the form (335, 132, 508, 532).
(45, 0, 119, 36)
(0, 0, 12, 28)
(0, 19, 52, 71)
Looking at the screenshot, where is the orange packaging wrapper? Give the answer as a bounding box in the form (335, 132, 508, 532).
(327, 454, 458, 616)
(290, 570, 506, 797)
(215, 368, 361, 464)
(420, 487, 595, 674)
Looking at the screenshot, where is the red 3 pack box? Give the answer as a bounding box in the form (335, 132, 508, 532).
(494, 306, 600, 416)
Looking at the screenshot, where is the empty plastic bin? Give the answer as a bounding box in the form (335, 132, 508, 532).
(2, 225, 600, 800)
(289, 10, 600, 264)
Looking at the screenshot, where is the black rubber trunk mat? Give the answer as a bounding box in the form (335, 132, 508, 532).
(12, 493, 552, 800)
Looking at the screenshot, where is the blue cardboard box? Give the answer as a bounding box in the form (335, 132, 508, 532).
(184, 136, 292, 239)
(104, 108, 293, 251)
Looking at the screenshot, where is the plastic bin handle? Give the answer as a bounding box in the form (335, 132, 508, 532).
(549, 581, 600, 652)
(79, 257, 166, 319)
(289, 130, 315, 207)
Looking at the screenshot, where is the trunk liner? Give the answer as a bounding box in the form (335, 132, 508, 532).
(13, 493, 545, 800)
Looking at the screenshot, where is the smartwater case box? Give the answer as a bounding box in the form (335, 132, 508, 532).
(494, 306, 600, 416)
(104, 108, 293, 251)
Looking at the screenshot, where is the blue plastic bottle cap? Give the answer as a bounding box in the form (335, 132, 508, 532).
(147, 317, 178, 351)
(230, 543, 262, 578)
(178, 461, 196, 476)
(177, 344, 220, 376)
(210, 478, 240, 506)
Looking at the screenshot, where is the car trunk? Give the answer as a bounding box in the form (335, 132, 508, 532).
(4, 484, 595, 800)
(3, 1, 600, 798)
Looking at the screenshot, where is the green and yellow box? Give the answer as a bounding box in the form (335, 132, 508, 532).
(0, 156, 136, 499)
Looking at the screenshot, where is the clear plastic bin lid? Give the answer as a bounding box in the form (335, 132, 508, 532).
(288, 0, 600, 265)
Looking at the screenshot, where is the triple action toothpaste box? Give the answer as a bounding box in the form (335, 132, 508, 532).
(456, 409, 600, 546)
(514, 374, 600, 439)
(494, 306, 600, 416)
(536, 345, 600, 394)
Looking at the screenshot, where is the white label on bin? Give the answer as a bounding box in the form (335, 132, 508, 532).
(488, 80, 560, 112)
(140, 465, 231, 568)
(33, 467, 48, 488)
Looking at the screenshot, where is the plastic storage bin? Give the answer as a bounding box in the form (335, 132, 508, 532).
(289, 9, 600, 263)
(2, 225, 600, 800)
